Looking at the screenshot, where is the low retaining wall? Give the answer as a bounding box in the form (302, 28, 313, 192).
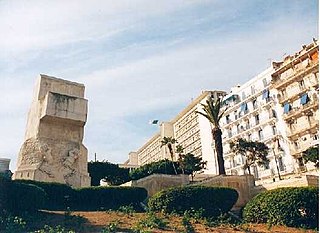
(195, 175, 255, 209)
(121, 174, 190, 196)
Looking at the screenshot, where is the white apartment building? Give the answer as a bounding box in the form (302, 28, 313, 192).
(125, 40, 318, 180)
(220, 66, 296, 180)
(127, 91, 226, 174)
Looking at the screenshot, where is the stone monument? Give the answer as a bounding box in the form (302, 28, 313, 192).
(13, 75, 91, 187)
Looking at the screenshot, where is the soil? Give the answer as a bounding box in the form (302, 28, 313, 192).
(31, 211, 317, 233)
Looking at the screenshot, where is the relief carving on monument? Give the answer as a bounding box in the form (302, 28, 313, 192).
(13, 75, 91, 187)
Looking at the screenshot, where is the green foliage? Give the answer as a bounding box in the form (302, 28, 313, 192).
(33, 225, 75, 233)
(0, 215, 26, 233)
(230, 138, 269, 175)
(118, 205, 135, 215)
(178, 153, 206, 181)
(130, 159, 182, 180)
(243, 187, 319, 229)
(135, 212, 167, 231)
(196, 97, 226, 175)
(101, 220, 120, 233)
(148, 186, 238, 218)
(160, 137, 178, 175)
(182, 214, 195, 233)
(88, 161, 130, 186)
(15, 179, 75, 210)
(5, 181, 47, 213)
(302, 145, 319, 168)
(71, 186, 147, 211)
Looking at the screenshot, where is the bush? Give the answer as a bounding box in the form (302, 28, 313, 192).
(243, 187, 319, 229)
(15, 180, 75, 210)
(4, 181, 47, 213)
(148, 186, 238, 218)
(130, 159, 182, 180)
(71, 186, 148, 211)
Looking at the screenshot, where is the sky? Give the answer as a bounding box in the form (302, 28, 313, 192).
(0, 0, 318, 171)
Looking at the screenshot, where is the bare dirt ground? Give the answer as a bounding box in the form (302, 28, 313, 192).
(36, 211, 317, 233)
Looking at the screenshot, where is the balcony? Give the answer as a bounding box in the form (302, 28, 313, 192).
(286, 120, 319, 139)
(271, 61, 318, 90)
(283, 98, 319, 122)
(277, 84, 318, 105)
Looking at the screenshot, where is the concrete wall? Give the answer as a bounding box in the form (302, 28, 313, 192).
(195, 175, 255, 209)
(121, 174, 190, 196)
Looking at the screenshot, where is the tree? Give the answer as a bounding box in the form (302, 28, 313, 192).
(161, 137, 178, 175)
(176, 144, 185, 174)
(230, 138, 269, 176)
(302, 145, 319, 168)
(196, 97, 226, 175)
(129, 159, 181, 180)
(178, 153, 207, 181)
(88, 161, 130, 186)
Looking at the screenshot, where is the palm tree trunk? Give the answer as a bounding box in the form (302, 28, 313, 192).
(168, 145, 178, 175)
(213, 128, 226, 175)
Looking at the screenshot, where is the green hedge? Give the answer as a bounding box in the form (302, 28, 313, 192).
(71, 186, 148, 211)
(15, 180, 75, 210)
(243, 187, 319, 229)
(3, 180, 47, 213)
(130, 159, 182, 180)
(148, 186, 238, 218)
(14, 180, 148, 211)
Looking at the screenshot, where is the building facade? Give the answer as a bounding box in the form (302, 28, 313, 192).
(220, 67, 296, 179)
(127, 91, 226, 174)
(126, 40, 318, 179)
(271, 39, 319, 173)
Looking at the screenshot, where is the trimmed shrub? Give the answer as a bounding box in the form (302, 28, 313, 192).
(71, 186, 148, 211)
(5, 181, 47, 213)
(243, 187, 319, 229)
(130, 159, 182, 180)
(148, 186, 238, 218)
(15, 180, 75, 210)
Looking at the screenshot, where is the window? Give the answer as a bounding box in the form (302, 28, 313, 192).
(272, 125, 277, 135)
(278, 157, 284, 171)
(262, 78, 268, 87)
(226, 115, 230, 124)
(258, 129, 263, 140)
(251, 86, 256, 95)
(240, 103, 248, 114)
(237, 124, 240, 134)
(252, 99, 257, 109)
(262, 89, 270, 101)
(313, 134, 319, 140)
(228, 129, 232, 138)
(234, 111, 238, 120)
(294, 141, 300, 149)
(242, 92, 246, 100)
(248, 133, 252, 141)
(255, 114, 260, 125)
(299, 80, 305, 89)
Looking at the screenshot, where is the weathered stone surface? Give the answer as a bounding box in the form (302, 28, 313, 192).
(13, 75, 91, 187)
(120, 174, 190, 196)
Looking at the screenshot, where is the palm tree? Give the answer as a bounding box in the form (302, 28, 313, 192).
(196, 97, 226, 175)
(176, 145, 185, 174)
(161, 136, 178, 174)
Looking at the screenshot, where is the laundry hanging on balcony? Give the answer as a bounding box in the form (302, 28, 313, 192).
(240, 103, 248, 112)
(283, 102, 292, 114)
(300, 93, 309, 105)
(262, 89, 270, 99)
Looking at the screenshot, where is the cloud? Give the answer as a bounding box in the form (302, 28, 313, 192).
(0, 0, 318, 169)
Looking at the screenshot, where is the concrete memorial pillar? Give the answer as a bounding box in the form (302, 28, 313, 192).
(13, 75, 91, 187)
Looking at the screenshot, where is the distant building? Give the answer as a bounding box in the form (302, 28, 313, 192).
(0, 158, 10, 173)
(127, 90, 226, 174)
